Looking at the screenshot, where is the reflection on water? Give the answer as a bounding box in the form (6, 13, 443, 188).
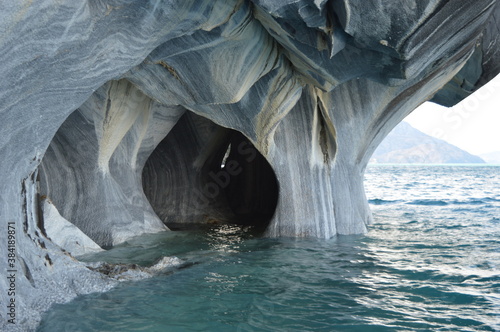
(38, 166, 500, 331)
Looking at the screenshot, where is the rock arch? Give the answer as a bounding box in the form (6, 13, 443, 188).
(0, 0, 499, 329)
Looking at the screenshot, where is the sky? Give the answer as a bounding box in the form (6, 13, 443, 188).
(404, 73, 500, 156)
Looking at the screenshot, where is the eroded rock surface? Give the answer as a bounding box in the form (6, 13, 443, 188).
(0, 0, 499, 330)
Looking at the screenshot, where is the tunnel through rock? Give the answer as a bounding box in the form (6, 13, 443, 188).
(142, 112, 279, 232)
(3, 2, 500, 330)
(37, 79, 279, 250)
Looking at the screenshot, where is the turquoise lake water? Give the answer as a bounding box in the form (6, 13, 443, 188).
(37, 165, 500, 331)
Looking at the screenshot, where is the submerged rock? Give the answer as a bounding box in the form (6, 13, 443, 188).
(86, 256, 184, 281)
(0, 0, 499, 330)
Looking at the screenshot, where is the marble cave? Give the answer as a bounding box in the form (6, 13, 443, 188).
(0, 0, 499, 330)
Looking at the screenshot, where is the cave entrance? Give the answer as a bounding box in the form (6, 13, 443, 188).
(142, 112, 279, 232)
(218, 130, 279, 228)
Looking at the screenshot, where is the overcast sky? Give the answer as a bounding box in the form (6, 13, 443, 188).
(405, 74, 500, 156)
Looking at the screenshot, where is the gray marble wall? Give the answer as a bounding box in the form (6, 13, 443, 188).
(0, 0, 499, 330)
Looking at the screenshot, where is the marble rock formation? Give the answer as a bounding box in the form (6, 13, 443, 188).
(0, 0, 499, 330)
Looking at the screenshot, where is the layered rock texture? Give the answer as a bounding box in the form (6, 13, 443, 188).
(0, 1, 499, 330)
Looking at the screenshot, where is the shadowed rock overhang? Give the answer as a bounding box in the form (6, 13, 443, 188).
(0, 0, 499, 330)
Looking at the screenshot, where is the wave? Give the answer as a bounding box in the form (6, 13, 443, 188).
(368, 199, 403, 205)
(406, 199, 448, 206)
(405, 198, 499, 206)
(451, 199, 490, 205)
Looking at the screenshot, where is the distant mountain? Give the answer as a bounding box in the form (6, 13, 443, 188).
(480, 151, 500, 164)
(371, 122, 485, 164)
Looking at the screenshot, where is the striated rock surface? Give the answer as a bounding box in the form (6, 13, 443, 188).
(41, 200, 104, 256)
(0, 0, 499, 330)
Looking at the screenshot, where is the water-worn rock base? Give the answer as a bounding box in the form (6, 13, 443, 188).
(0, 1, 499, 330)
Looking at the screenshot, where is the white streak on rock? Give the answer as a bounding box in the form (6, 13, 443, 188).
(42, 200, 103, 256)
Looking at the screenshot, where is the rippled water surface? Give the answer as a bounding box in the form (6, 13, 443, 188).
(37, 165, 500, 331)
